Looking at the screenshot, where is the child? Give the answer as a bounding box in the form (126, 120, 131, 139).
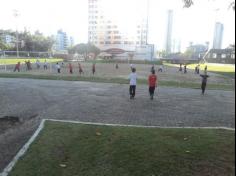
(14, 62, 20, 72)
(151, 64, 155, 72)
(92, 63, 96, 75)
(115, 63, 119, 69)
(69, 63, 73, 74)
(148, 69, 158, 100)
(78, 63, 84, 75)
(129, 67, 137, 99)
(44, 60, 48, 70)
(179, 64, 183, 72)
(184, 65, 187, 74)
(36, 59, 40, 69)
(158, 65, 163, 72)
(204, 65, 208, 75)
(56, 63, 61, 73)
(200, 74, 209, 95)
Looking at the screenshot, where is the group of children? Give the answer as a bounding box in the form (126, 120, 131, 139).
(129, 65, 158, 100)
(56, 63, 95, 75)
(179, 64, 188, 74)
(129, 63, 210, 100)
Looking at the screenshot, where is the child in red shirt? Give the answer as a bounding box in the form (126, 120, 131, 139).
(69, 63, 73, 74)
(148, 69, 158, 100)
(14, 62, 20, 72)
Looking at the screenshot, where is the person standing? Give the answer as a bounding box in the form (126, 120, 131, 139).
(200, 74, 209, 95)
(148, 69, 158, 100)
(69, 63, 73, 74)
(14, 62, 20, 72)
(92, 63, 96, 75)
(195, 65, 198, 74)
(158, 65, 163, 72)
(204, 65, 208, 75)
(43, 60, 48, 70)
(78, 63, 84, 75)
(179, 64, 183, 72)
(56, 63, 61, 73)
(184, 65, 187, 74)
(115, 63, 119, 69)
(36, 59, 40, 69)
(129, 68, 137, 100)
(197, 64, 200, 74)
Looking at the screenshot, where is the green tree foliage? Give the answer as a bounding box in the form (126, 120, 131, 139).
(69, 43, 100, 60)
(0, 38, 7, 50)
(0, 29, 54, 52)
(183, 0, 235, 10)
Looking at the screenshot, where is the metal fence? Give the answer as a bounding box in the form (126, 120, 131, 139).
(0, 51, 52, 58)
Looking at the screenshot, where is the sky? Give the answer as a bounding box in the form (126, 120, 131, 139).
(0, 0, 235, 51)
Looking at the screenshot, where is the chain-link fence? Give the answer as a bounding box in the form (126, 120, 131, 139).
(0, 51, 52, 58)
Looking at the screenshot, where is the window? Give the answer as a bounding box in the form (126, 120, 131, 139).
(113, 41, 121, 44)
(212, 53, 217, 58)
(221, 54, 227, 58)
(114, 36, 121, 39)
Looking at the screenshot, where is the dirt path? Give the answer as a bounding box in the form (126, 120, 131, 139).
(0, 78, 235, 171)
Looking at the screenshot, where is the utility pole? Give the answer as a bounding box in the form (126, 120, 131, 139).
(13, 9, 20, 58)
(145, 0, 150, 45)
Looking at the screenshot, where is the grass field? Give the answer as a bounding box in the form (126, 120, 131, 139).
(9, 121, 235, 176)
(187, 63, 235, 73)
(0, 58, 63, 65)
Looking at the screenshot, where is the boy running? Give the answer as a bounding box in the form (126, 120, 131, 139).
(148, 69, 158, 100)
(129, 68, 137, 99)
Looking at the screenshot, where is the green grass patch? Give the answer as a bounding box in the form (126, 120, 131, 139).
(0, 58, 63, 65)
(164, 62, 235, 72)
(9, 121, 235, 176)
(0, 73, 234, 91)
(187, 63, 235, 73)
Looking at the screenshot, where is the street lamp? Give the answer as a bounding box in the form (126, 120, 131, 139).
(13, 9, 20, 58)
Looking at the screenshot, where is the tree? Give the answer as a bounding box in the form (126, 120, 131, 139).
(0, 37, 7, 50)
(87, 43, 100, 59)
(183, 0, 235, 10)
(69, 43, 100, 60)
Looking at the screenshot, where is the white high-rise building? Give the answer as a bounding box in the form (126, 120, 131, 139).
(213, 22, 224, 49)
(165, 10, 173, 54)
(88, 0, 154, 60)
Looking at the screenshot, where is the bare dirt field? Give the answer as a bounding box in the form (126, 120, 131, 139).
(0, 62, 234, 86)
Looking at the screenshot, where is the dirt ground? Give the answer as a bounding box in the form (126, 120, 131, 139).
(0, 62, 234, 85)
(0, 78, 235, 172)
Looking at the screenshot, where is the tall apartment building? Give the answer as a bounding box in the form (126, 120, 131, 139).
(213, 22, 224, 49)
(88, 0, 152, 59)
(165, 10, 173, 54)
(55, 30, 69, 51)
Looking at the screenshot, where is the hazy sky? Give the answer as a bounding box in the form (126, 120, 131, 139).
(0, 0, 235, 51)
